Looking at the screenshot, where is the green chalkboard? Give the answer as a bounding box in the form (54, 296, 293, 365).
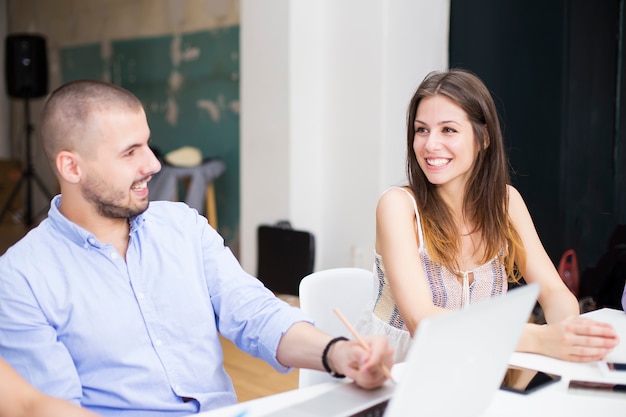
(59, 26, 240, 249)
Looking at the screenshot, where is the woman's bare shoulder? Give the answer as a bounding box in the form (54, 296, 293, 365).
(379, 186, 415, 203)
(377, 186, 416, 216)
(506, 184, 528, 211)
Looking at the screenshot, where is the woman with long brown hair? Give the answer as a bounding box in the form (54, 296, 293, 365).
(356, 69, 618, 363)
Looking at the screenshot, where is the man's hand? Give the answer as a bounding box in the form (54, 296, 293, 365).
(276, 323, 394, 389)
(326, 335, 394, 389)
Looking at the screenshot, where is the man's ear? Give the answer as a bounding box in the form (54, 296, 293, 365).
(56, 151, 81, 184)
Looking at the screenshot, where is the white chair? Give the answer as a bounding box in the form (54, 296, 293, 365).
(297, 267, 374, 388)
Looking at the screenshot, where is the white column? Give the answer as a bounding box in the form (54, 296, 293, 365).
(240, 0, 449, 274)
(240, 0, 291, 273)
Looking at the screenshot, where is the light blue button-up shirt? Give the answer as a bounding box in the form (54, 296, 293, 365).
(0, 196, 310, 417)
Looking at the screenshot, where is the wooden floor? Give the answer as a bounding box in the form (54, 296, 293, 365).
(221, 334, 299, 402)
(0, 221, 299, 403)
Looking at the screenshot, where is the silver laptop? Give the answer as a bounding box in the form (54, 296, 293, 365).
(263, 283, 539, 417)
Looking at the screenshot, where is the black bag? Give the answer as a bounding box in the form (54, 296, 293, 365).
(257, 221, 315, 295)
(579, 225, 626, 310)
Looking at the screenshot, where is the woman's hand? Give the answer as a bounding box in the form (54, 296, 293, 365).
(538, 316, 619, 362)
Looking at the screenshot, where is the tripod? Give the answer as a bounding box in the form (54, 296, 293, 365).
(0, 98, 53, 227)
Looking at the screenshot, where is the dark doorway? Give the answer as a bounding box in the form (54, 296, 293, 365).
(449, 0, 625, 278)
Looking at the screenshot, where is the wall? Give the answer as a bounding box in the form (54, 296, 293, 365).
(239, 0, 450, 273)
(3, 0, 241, 243)
(59, 26, 240, 248)
(3, 0, 450, 276)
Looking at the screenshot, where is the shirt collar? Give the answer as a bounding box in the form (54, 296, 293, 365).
(47, 195, 146, 249)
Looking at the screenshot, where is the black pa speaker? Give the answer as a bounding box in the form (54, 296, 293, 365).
(5, 34, 48, 98)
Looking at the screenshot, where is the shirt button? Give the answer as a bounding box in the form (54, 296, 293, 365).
(110, 252, 118, 259)
(137, 293, 145, 299)
(155, 339, 162, 346)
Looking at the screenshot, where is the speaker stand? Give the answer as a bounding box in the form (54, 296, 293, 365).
(0, 98, 53, 227)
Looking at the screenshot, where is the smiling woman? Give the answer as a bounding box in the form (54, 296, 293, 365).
(412, 95, 480, 190)
(354, 68, 619, 364)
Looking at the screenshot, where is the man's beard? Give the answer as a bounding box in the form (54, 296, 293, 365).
(81, 175, 149, 219)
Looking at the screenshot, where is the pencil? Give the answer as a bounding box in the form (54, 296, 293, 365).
(333, 307, 395, 383)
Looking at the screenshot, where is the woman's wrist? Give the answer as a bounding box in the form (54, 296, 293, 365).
(518, 322, 544, 354)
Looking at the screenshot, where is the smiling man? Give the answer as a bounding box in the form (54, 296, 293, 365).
(0, 80, 393, 417)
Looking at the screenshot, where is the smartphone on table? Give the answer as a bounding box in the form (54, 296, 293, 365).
(599, 361, 626, 375)
(568, 379, 626, 398)
(500, 365, 561, 395)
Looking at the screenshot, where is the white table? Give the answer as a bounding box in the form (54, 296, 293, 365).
(482, 308, 626, 416)
(196, 308, 626, 417)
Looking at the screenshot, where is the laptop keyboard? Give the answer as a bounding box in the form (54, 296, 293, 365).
(258, 383, 394, 417)
(351, 398, 390, 417)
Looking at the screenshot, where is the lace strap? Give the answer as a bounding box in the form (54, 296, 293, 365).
(462, 271, 470, 308)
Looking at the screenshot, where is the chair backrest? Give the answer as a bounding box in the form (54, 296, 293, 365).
(297, 267, 374, 388)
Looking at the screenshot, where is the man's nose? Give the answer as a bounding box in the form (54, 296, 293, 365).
(144, 149, 162, 175)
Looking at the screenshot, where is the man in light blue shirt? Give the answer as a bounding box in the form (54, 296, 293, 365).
(0, 80, 393, 417)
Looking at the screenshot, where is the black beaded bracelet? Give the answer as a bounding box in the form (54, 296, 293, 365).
(321, 336, 349, 378)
